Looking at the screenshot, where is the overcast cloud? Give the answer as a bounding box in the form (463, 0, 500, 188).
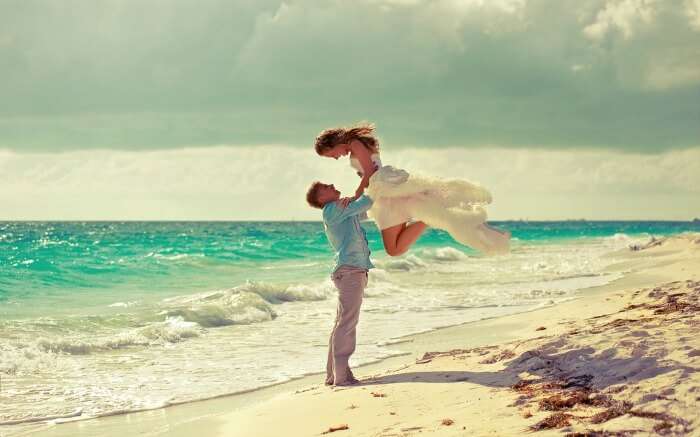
(1, 0, 699, 151)
(1, 1, 699, 220)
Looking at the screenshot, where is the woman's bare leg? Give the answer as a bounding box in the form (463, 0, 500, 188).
(396, 221, 427, 253)
(381, 224, 404, 257)
(484, 223, 511, 238)
(381, 221, 427, 257)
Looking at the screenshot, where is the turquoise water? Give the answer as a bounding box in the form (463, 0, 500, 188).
(3, 221, 697, 313)
(1, 220, 698, 430)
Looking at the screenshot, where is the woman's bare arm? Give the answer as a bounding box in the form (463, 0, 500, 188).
(349, 140, 376, 198)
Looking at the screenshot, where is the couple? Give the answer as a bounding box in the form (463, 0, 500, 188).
(305, 122, 510, 386)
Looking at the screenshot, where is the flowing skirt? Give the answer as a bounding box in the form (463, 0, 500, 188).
(366, 166, 510, 256)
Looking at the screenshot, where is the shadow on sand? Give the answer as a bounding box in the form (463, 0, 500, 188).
(361, 344, 693, 391)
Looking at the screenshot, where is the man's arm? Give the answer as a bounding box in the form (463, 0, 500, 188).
(324, 195, 373, 226)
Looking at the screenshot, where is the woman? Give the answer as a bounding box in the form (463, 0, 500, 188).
(315, 122, 510, 257)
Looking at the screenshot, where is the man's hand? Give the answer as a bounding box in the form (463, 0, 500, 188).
(338, 197, 354, 208)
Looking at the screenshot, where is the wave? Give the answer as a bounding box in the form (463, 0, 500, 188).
(375, 254, 428, 271)
(0, 343, 65, 375)
(373, 246, 471, 272)
(152, 253, 203, 261)
(108, 301, 138, 308)
(0, 317, 204, 374)
(420, 247, 470, 261)
(36, 335, 148, 355)
(1, 279, 337, 367)
(602, 232, 656, 249)
(231, 280, 334, 303)
(135, 316, 203, 342)
(159, 280, 334, 327)
(0, 408, 84, 426)
(34, 317, 202, 355)
(162, 291, 276, 327)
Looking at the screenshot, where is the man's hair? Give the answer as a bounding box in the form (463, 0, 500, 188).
(306, 181, 325, 209)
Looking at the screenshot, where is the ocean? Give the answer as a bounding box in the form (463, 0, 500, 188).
(1, 220, 699, 431)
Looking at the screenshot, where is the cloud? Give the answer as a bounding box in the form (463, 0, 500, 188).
(583, 0, 658, 41)
(686, 0, 700, 30)
(1, 146, 698, 220)
(580, 0, 700, 91)
(0, 0, 699, 151)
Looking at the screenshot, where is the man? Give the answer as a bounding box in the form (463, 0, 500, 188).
(306, 181, 373, 386)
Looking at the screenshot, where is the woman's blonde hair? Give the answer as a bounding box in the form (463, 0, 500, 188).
(314, 122, 380, 155)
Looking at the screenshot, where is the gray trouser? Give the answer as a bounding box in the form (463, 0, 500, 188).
(325, 265, 368, 385)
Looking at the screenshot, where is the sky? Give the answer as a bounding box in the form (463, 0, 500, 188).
(1, 0, 699, 220)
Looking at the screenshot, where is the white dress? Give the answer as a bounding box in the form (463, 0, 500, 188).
(351, 153, 510, 256)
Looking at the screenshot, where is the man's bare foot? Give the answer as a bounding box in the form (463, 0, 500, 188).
(334, 377, 360, 387)
(333, 369, 361, 386)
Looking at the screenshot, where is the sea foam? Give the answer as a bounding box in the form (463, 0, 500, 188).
(159, 280, 334, 327)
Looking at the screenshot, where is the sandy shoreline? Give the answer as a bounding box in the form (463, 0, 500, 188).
(16, 234, 700, 437)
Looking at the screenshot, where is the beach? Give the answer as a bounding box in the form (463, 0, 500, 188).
(3, 0, 699, 433)
(13, 232, 699, 436)
(6, 221, 681, 434)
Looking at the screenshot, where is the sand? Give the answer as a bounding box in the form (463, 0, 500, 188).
(22, 234, 700, 437)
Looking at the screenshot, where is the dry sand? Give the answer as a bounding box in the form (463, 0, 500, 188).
(195, 234, 700, 437)
(24, 234, 700, 437)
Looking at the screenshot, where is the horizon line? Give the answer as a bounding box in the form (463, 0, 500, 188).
(2, 219, 699, 223)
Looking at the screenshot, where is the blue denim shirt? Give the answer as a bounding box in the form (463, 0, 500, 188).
(322, 195, 375, 273)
